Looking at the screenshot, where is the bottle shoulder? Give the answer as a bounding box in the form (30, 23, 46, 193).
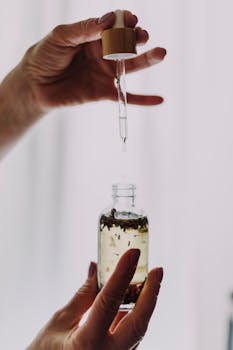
(100, 205, 147, 219)
(99, 207, 148, 232)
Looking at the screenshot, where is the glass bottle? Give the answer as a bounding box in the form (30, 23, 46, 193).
(98, 183, 149, 311)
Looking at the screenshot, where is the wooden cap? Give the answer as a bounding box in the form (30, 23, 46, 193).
(101, 10, 137, 60)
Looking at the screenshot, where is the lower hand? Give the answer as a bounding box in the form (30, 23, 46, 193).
(27, 249, 163, 350)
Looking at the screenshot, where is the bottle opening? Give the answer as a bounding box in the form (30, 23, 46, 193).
(112, 183, 136, 198)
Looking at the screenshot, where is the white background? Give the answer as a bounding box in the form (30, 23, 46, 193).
(0, 0, 233, 349)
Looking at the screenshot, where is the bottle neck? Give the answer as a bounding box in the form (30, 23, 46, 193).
(112, 183, 136, 210)
(113, 195, 135, 208)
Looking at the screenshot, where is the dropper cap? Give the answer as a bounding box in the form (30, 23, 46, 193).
(102, 9, 137, 60)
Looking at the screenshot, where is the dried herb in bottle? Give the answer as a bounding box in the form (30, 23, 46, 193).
(98, 183, 149, 310)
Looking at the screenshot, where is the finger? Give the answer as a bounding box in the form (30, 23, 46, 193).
(124, 10, 138, 28)
(112, 267, 163, 349)
(110, 311, 128, 333)
(125, 47, 167, 74)
(48, 262, 98, 330)
(50, 12, 115, 47)
(80, 249, 140, 343)
(135, 27, 149, 45)
(127, 93, 164, 105)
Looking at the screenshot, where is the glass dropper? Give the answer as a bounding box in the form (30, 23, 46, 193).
(116, 59, 127, 150)
(101, 9, 137, 150)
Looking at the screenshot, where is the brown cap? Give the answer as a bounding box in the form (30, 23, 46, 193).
(102, 10, 137, 60)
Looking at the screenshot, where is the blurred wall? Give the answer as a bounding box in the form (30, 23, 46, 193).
(0, 0, 233, 349)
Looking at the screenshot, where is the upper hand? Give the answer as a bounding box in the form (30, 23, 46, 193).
(20, 10, 166, 111)
(27, 249, 163, 350)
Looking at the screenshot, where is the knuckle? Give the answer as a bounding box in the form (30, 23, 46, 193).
(99, 291, 120, 315)
(78, 18, 97, 39)
(145, 52, 152, 66)
(77, 281, 95, 297)
(78, 20, 89, 39)
(51, 24, 67, 40)
(146, 50, 158, 66)
(50, 308, 69, 326)
(24, 44, 36, 59)
(21, 44, 36, 71)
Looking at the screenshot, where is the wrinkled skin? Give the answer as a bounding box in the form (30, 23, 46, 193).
(20, 10, 166, 110)
(0, 10, 166, 157)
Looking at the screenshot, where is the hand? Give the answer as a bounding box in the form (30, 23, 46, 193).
(0, 10, 166, 158)
(27, 249, 163, 350)
(20, 10, 166, 111)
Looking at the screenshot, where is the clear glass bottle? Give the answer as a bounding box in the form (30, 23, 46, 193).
(98, 183, 149, 311)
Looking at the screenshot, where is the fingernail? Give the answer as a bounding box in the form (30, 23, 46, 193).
(158, 47, 167, 58)
(143, 29, 149, 38)
(88, 261, 96, 278)
(98, 11, 114, 24)
(130, 249, 141, 266)
(156, 267, 164, 283)
(133, 14, 138, 24)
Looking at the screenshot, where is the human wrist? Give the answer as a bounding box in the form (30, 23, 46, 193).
(0, 64, 47, 158)
(1, 63, 45, 118)
(0, 64, 45, 140)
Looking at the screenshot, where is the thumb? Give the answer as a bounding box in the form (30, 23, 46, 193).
(49, 262, 98, 330)
(50, 12, 115, 47)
